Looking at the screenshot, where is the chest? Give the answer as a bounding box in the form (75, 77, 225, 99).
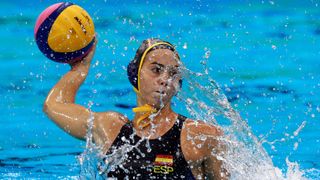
(103, 124, 194, 179)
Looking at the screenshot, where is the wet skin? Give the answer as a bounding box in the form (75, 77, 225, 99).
(43, 41, 229, 179)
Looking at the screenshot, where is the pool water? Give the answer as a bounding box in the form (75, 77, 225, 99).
(1, 0, 320, 179)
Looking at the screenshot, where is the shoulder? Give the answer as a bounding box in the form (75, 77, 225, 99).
(93, 111, 129, 133)
(94, 111, 129, 125)
(182, 118, 223, 137)
(92, 111, 129, 148)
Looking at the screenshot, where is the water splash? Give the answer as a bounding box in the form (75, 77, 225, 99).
(176, 65, 276, 179)
(174, 61, 317, 179)
(78, 111, 100, 179)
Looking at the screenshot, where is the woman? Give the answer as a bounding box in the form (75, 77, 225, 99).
(43, 38, 228, 179)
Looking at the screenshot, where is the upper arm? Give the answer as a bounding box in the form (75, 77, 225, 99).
(43, 100, 128, 144)
(43, 101, 94, 140)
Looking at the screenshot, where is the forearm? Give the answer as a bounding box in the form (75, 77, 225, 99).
(47, 63, 90, 104)
(45, 39, 94, 104)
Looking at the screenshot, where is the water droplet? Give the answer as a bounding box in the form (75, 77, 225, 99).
(293, 142, 298, 150)
(204, 50, 211, 59)
(183, 43, 187, 49)
(121, 136, 126, 142)
(88, 101, 93, 108)
(95, 73, 102, 79)
(199, 135, 207, 141)
(186, 98, 193, 105)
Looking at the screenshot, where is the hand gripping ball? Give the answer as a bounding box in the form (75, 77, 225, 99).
(34, 2, 95, 63)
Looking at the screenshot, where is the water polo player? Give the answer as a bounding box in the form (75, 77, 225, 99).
(43, 38, 229, 179)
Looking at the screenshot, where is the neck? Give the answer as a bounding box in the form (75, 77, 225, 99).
(133, 102, 176, 133)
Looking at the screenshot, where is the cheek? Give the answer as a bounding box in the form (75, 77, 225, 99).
(140, 72, 155, 91)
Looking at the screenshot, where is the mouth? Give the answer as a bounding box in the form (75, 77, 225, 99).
(155, 91, 167, 96)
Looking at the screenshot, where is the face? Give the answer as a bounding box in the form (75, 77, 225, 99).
(138, 49, 181, 109)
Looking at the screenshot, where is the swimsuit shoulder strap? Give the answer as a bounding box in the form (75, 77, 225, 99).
(177, 114, 187, 130)
(177, 114, 187, 121)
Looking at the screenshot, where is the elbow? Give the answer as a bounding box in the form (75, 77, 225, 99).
(43, 101, 49, 113)
(43, 89, 59, 116)
(43, 89, 54, 115)
(43, 101, 51, 116)
(43, 100, 55, 117)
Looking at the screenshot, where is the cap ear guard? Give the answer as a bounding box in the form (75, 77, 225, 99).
(127, 59, 139, 91)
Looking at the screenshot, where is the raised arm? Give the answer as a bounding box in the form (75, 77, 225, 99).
(43, 42, 97, 140)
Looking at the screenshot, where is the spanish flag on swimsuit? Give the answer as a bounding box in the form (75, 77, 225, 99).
(154, 155, 174, 166)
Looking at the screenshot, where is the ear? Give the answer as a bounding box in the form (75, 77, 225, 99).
(174, 79, 183, 96)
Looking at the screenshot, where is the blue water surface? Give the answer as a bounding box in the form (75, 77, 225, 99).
(0, 0, 319, 178)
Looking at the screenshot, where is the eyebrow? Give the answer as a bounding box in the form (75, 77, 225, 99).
(150, 62, 179, 68)
(150, 62, 164, 67)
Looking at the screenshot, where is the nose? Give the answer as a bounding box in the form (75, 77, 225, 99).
(160, 80, 168, 87)
(157, 72, 170, 87)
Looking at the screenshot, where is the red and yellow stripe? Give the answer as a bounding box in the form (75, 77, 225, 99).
(154, 155, 173, 166)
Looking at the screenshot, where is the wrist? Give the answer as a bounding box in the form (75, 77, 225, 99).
(71, 64, 89, 77)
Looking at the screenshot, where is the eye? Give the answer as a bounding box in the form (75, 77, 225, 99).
(151, 66, 163, 74)
(169, 70, 177, 76)
(169, 68, 180, 77)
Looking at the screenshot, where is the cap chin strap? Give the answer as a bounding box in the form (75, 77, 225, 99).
(132, 104, 157, 128)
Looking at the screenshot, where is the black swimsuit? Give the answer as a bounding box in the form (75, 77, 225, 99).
(103, 114, 195, 179)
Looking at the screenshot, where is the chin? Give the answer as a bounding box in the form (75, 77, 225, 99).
(151, 103, 165, 110)
(149, 98, 170, 110)
(140, 92, 173, 109)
